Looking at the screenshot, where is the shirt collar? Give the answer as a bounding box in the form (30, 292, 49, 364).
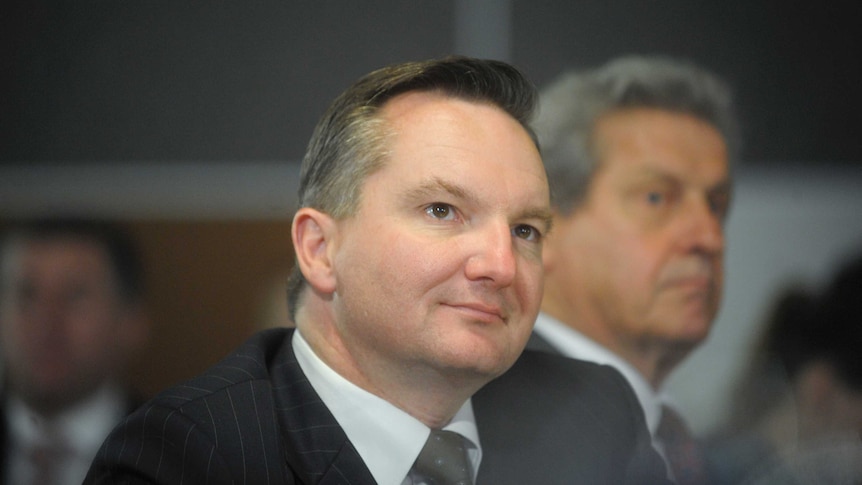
(533, 312, 665, 435)
(292, 329, 481, 484)
(6, 384, 127, 460)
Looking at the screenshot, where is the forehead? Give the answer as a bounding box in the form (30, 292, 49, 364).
(593, 107, 729, 183)
(10, 237, 113, 282)
(380, 91, 543, 172)
(363, 92, 548, 212)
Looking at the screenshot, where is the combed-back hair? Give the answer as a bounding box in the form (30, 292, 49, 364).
(286, 56, 539, 320)
(534, 55, 741, 213)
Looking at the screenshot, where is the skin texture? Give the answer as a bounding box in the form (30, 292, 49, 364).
(293, 91, 552, 427)
(542, 107, 731, 388)
(0, 238, 147, 415)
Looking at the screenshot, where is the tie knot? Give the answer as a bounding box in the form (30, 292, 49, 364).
(412, 429, 473, 485)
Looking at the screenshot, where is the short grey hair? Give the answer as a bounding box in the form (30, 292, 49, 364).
(534, 55, 741, 213)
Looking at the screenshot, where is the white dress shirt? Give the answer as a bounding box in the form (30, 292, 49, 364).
(293, 330, 481, 485)
(4, 384, 128, 485)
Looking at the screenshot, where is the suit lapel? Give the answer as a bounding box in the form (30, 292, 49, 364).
(316, 440, 377, 485)
(269, 329, 377, 485)
(525, 331, 560, 354)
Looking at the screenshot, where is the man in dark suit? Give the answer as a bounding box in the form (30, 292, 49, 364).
(85, 56, 671, 484)
(1, 218, 149, 485)
(529, 56, 741, 485)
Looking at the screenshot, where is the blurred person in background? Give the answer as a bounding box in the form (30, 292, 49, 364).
(706, 252, 862, 484)
(0, 217, 149, 485)
(530, 55, 741, 485)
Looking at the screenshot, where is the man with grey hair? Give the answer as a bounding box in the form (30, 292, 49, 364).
(530, 55, 740, 485)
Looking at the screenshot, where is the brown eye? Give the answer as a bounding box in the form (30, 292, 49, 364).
(513, 224, 541, 242)
(426, 203, 455, 220)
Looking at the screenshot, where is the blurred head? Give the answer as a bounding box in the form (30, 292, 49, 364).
(0, 218, 148, 415)
(781, 254, 862, 438)
(536, 56, 738, 383)
(727, 253, 862, 441)
(288, 57, 550, 405)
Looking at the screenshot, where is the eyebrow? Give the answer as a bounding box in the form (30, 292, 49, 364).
(632, 166, 731, 192)
(402, 177, 554, 233)
(402, 177, 473, 204)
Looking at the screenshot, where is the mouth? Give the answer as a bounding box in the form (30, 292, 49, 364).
(668, 276, 712, 290)
(443, 302, 506, 324)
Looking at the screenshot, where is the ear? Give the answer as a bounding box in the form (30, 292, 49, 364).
(292, 207, 338, 295)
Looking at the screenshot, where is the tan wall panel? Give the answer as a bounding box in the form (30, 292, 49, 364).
(125, 220, 294, 398)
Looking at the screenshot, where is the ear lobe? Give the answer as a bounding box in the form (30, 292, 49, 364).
(292, 208, 337, 295)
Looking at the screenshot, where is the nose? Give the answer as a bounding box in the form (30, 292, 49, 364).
(464, 222, 517, 287)
(682, 198, 725, 255)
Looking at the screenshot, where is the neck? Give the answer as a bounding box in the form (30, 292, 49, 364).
(295, 310, 477, 429)
(540, 305, 691, 390)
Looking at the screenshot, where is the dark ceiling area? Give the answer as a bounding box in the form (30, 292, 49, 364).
(2, 1, 860, 164)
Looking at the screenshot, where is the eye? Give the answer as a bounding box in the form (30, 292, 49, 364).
(646, 191, 665, 205)
(512, 224, 541, 242)
(425, 203, 457, 221)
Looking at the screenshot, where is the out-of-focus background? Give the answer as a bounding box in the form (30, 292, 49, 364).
(2, 0, 861, 436)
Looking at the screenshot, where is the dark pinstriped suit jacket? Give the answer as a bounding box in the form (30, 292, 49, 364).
(84, 328, 670, 485)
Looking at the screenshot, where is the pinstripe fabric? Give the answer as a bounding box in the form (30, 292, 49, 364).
(474, 350, 673, 485)
(84, 328, 375, 485)
(84, 328, 669, 484)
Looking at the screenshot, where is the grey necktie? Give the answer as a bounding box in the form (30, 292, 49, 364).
(412, 429, 474, 485)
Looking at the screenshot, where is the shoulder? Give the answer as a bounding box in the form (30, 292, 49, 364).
(481, 349, 634, 403)
(475, 349, 642, 435)
(150, 327, 292, 408)
(474, 350, 671, 484)
(85, 328, 295, 483)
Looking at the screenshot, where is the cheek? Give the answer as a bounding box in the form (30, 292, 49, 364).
(517, 258, 544, 305)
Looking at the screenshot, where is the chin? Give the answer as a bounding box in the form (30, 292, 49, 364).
(671, 325, 712, 350)
(442, 342, 517, 381)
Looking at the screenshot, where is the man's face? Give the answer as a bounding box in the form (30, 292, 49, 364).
(0, 238, 140, 410)
(544, 108, 730, 358)
(329, 92, 550, 384)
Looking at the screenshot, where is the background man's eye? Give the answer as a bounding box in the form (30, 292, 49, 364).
(646, 192, 664, 204)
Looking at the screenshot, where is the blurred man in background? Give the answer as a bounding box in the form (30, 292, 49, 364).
(530, 55, 741, 485)
(0, 217, 149, 485)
